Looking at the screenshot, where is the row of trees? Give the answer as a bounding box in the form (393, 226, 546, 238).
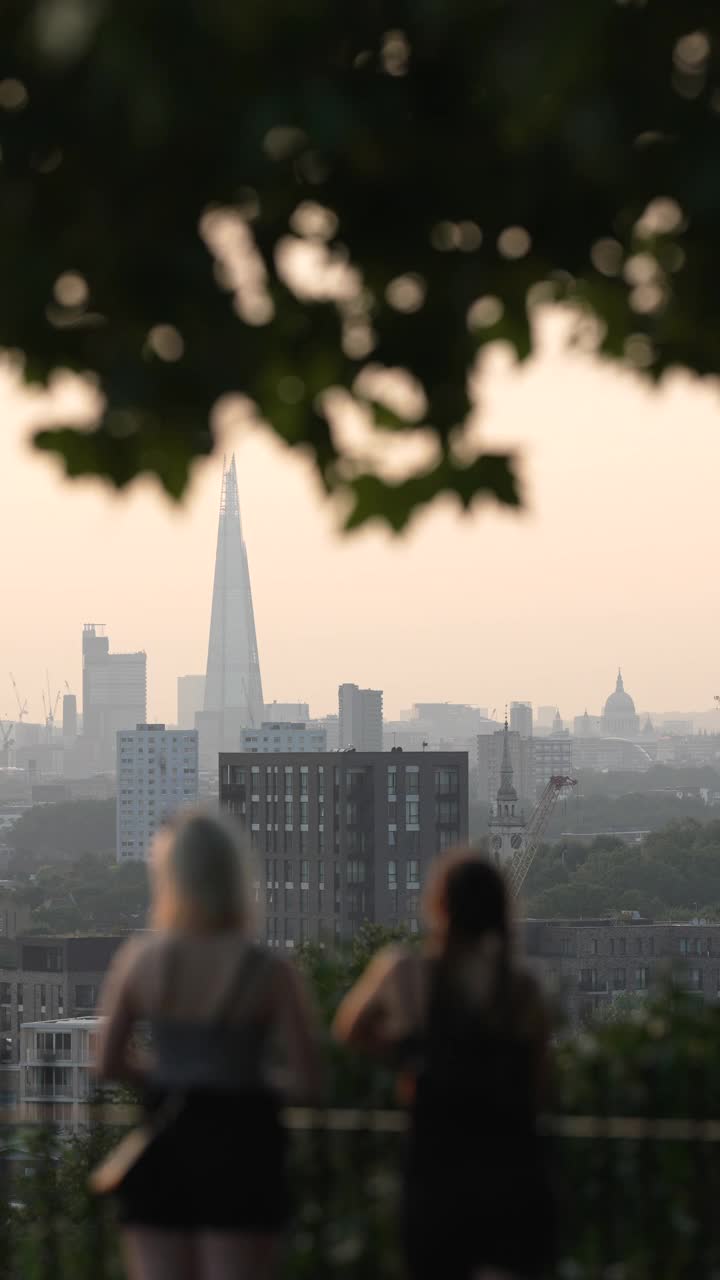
(523, 819, 720, 920)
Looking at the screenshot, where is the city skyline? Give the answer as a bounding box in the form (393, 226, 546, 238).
(2, 311, 720, 726)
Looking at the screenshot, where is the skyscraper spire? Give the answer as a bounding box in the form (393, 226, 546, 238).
(616, 668, 624, 692)
(497, 717, 517, 802)
(202, 456, 264, 757)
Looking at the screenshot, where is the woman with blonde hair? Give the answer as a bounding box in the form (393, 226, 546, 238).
(96, 811, 321, 1280)
(334, 850, 555, 1280)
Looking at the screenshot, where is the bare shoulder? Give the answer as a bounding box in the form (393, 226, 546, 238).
(109, 931, 159, 975)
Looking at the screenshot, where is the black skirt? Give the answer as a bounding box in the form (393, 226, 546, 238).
(114, 1089, 290, 1232)
(402, 1092, 556, 1279)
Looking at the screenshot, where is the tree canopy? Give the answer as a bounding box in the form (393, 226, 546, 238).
(1, 1, 719, 528)
(523, 817, 720, 920)
(8, 798, 116, 866)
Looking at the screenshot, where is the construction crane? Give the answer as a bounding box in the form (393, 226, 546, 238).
(507, 774, 577, 897)
(43, 671, 61, 733)
(9, 673, 28, 722)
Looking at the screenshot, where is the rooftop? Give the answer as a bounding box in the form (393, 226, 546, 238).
(21, 1017, 103, 1031)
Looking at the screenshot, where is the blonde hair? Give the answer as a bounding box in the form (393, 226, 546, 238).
(151, 810, 255, 933)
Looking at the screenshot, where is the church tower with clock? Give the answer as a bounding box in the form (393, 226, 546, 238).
(489, 720, 526, 869)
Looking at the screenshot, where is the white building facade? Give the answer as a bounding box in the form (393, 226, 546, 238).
(20, 1016, 100, 1106)
(116, 724, 198, 860)
(240, 722, 327, 753)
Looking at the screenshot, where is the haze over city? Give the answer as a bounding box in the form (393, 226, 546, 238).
(2, 310, 720, 728)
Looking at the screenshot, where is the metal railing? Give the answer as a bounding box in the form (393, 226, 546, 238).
(0, 1105, 718, 1277)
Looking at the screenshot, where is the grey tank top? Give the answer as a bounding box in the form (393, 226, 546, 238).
(148, 943, 274, 1092)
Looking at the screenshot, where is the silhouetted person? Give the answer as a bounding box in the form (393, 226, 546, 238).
(97, 812, 321, 1280)
(334, 850, 555, 1280)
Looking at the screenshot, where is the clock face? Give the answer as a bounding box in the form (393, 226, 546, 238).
(491, 835, 502, 852)
(511, 834, 523, 849)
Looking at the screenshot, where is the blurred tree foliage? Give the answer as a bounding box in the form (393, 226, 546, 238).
(1, 1, 718, 528)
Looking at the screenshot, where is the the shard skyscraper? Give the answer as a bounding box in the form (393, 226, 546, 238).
(198, 455, 264, 767)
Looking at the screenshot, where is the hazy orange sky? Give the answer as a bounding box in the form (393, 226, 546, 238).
(2, 312, 719, 728)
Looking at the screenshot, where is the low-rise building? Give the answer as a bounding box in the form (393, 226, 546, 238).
(0, 934, 124, 1101)
(20, 1016, 100, 1106)
(523, 918, 720, 1023)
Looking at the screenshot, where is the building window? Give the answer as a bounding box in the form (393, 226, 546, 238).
(300, 770, 309, 796)
(578, 969, 601, 991)
(300, 860, 310, 885)
(590, 940, 598, 956)
(284, 860, 294, 887)
(406, 767, 419, 795)
(388, 860, 397, 890)
(406, 800, 419, 827)
(438, 828, 458, 851)
(406, 860, 420, 890)
(387, 767, 397, 797)
(635, 967, 649, 990)
(284, 801, 293, 826)
(388, 828, 397, 847)
(687, 967, 703, 991)
(612, 968, 626, 990)
(300, 800, 308, 825)
(74, 985, 98, 1009)
(347, 860, 366, 884)
(435, 768, 458, 796)
(435, 798, 458, 824)
(318, 861, 325, 890)
(285, 768, 293, 795)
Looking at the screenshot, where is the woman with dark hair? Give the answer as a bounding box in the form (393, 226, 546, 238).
(96, 811, 321, 1280)
(333, 850, 554, 1280)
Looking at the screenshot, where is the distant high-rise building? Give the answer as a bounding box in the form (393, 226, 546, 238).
(62, 694, 77, 746)
(264, 702, 310, 722)
(338, 685, 383, 752)
(509, 702, 533, 738)
(199, 457, 264, 768)
(116, 724, 198, 860)
(240, 722, 327, 753)
(82, 624, 146, 770)
(531, 735, 573, 798)
(574, 711, 602, 738)
(536, 706, 557, 730)
(177, 675, 205, 730)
